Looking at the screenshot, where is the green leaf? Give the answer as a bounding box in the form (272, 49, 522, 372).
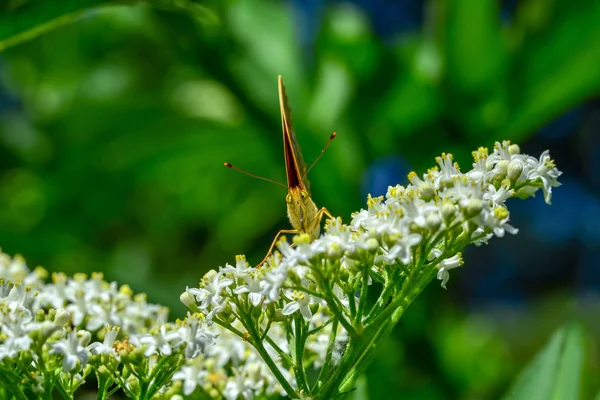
(504, 323, 585, 400)
(0, 0, 111, 52)
(0, 0, 217, 52)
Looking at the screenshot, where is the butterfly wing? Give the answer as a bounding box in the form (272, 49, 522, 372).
(278, 75, 310, 194)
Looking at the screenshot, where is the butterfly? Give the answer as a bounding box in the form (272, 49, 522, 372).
(226, 75, 336, 266)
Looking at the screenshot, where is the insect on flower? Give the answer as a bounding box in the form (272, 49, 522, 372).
(225, 75, 336, 266)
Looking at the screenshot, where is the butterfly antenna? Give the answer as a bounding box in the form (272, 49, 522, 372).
(224, 162, 287, 188)
(306, 132, 337, 175)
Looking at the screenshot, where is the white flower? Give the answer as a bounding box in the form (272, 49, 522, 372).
(484, 182, 514, 207)
(483, 206, 519, 238)
(50, 330, 91, 372)
(433, 252, 463, 289)
(138, 325, 181, 357)
(88, 326, 119, 358)
(281, 290, 318, 321)
(187, 270, 233, 315)
(172, 359, 208, 396)
(177, 315, 217, 359)
(0, 311, 34, 361)
(233, 269, 266, 307)
(4, 284, 37, 321)
(526, 150, 562, 204)
(223, 367, 262, 400)
(220, 256, 251, 279)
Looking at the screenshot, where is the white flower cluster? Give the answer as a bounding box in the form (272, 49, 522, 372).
(0, 253, 282, 399)
(180, 141, 561, 398)
(187, 141, 562, 318)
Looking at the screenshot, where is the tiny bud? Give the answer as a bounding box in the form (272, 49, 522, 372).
(496, 159, 509, 178)
(508, 143, 520, 155)
(97, 365, 111, 377)
(507, 160, 523, 182)
(78, 330, 92, 347)
(34, 266, 49, 280)
(419, 181, 436, 201)
(251, 305, 262, 319)
(202, 269, 218, 283)
(54, 309, 71, 326)
(463, 199, 483, 218)
(273, 309, 286, 322)
(364, 238, 379, 252)
(127, 377, 140, 393)
(441, 202, 456, 223)
(180, 292, 199, 312)
(35, 309, 45, 322)
(119, 284, 133, 297)
(425, 213, 442, 232)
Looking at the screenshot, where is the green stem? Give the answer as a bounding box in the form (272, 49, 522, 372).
(242, 314, 298, 398)
(312, 319, 339, 393)
(339, 268, 438, 392)
(294, 317, 310, 394)
(319, 279, 355, 335)
(317, 267, 437, 399)
(264, 335, 294, 366)
(355, 263, 371, 326)
(0, 368, 28, 400)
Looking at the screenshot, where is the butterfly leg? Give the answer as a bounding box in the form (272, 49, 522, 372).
(256, 229, 299, 268)
(314, 207, 335, 226)
(320, 207, 335, 221)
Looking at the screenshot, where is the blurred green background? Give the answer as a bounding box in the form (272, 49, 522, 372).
(1, 0, 599, 398)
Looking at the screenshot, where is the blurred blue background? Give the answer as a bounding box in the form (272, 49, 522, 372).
(0, 0, 599, 398)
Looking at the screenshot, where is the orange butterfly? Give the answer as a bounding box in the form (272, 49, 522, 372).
(226, 75, 335, 266)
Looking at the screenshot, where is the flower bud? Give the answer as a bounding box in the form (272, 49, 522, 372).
(202, 269, 218, 283)
(425, 213, 442, 232)
(251, 305, 262, 319)
(180, 292, 199, 312)
(338, 266, 350, 282)
(441, 202, 456, 223)
(364, 238, 379, 252)
(273, 308, 286, 322)
(463, 199, 483, 219)
(35, 309, 45, 322)
(54, 309, 71, 327)
(496, 159, 509, 178)
(78, 330, 92, 347)
(508, 143, 520, 155)
(507, 160, 523, 182)
(419, 181, 435, 201)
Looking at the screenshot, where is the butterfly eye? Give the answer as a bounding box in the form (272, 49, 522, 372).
(301, 190, 308, 199)
(286, 194, 292, 203)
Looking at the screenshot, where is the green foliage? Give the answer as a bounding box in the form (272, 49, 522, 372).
(504, 323, 585, 400)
